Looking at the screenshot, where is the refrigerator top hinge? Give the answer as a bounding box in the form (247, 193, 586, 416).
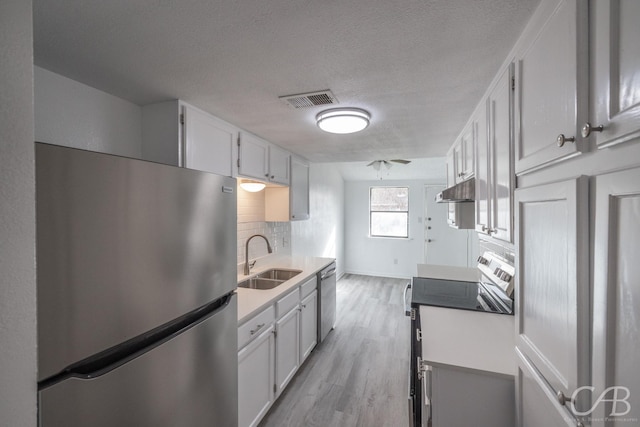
(416, 328, 422, 342)
(410, 308, 416, 321)
(511, 76, 515, 91)
(180, 113, 185, 125)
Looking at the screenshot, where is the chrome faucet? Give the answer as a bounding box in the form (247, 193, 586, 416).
(244, 234, 273, 275)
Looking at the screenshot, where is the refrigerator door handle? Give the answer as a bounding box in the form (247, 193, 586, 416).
(38, 292, 234, 391)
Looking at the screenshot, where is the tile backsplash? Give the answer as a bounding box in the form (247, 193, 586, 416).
(237, 183, 291, 266)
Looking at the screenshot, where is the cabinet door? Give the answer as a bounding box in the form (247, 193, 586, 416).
(452, 140, 464, 184)
(238, 325, 275, 427)
(183, 105, 236, 177)
(275, 307, 300, 395)
(516, 349, 579, 427)
(238, 132, 268, 180)
(475, 100, 491, 234)
(514, 177, 589, 418)
(591, 0, 640, 149)
(488, 65, 514, 243)
(290, 156, 310, 220)
(299, 290, 317, 362)
(446, 148, 456, 188)
(591, 167, 640, 426)
(268, 145, 290, 185)
(458, 124, 474, 182)
(514, 0, 588, 174)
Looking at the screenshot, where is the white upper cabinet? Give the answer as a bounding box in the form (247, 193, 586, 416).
(514, 176, 590, 420)
(475, 65, 514, 243)
(268, 144, 290, 186)
(238, 132, 290, 186)
(183, 106, 236, 177)
(590, 0, 640, 149)
(514, 0, 588, 174)
(289, 156, 310, 220)
(591, 167, 640, 426)
(449, 126, 474, 185)
(238, 132, 269, 181)
(141, 100, 238, 177)
(458, 124, 474, 182)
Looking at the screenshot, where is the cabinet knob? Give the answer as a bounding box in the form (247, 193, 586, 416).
(265, 173, 269, 177)
(581, 122, 604, 138)
(427, 239, 433, 243)
(271, 175, 274, 179)
(556, 390, 573, 406)
(557, 134, 576, 147)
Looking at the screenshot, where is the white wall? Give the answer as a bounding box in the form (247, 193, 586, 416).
(344, 179, 443, 279)
(34, 66, 142, 157)
(0, 0, 38, 425)
(290, 163, 345, 277)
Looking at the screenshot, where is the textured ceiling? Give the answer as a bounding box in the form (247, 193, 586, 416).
(33, 0, 540, 163)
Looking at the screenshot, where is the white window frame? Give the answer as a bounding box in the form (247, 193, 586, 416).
(369, 186, 409, 238)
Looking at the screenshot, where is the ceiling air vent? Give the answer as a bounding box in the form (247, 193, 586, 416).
(279, 90, 338, 109)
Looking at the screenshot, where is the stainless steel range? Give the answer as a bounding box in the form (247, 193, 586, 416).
(405, 252, 515, 427)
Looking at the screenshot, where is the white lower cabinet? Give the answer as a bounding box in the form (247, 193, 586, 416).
(591, 166, 640, 426)
(275, 306, 300, 395)
(300, 290, 317, 362)
(238, 325, 275, 427)
(238, 276, 318, 427)
(514, 176, 590, 425)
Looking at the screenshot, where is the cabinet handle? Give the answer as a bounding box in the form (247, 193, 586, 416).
(557, 134, 575, 147)
(481, 225, 488, 232)
(250, 323, 265, 335)
(265, 173, 269, 177)
(581, 122, 604, 138)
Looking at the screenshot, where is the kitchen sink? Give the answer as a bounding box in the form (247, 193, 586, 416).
(255, 268, 302, 281)
(237, 269, 302, 290)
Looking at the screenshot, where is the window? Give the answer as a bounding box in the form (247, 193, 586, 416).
(370, 187, 409, 238)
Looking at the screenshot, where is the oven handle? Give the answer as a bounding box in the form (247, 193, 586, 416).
(403, 282, 412, 316)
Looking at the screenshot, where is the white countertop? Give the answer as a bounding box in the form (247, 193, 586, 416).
(415, 263, 515, 376)
(416, 263, 479, 281)
(236, 254, 335, 324)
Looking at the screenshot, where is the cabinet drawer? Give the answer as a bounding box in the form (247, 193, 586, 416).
(238, 305, 275, 350)
(300, 276, 317, 299)
(276, 289, 300, 318)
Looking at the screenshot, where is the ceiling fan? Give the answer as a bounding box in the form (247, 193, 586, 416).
(366, 159, 412, 171)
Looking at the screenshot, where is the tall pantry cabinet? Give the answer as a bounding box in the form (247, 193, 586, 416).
(508, 0, 640, 425)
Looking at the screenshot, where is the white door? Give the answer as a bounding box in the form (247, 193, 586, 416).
(591, 0, 640, 149)
(275, 307, 300, 395)
(514, 177, 590, 419)
(424, 185, 470, 267)
(238, 325, 275, 427)
(591, 167, 640, 426)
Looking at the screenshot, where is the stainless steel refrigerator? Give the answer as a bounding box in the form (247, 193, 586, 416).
(36, 143, 238, 427)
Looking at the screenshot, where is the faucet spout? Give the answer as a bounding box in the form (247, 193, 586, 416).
(244, 234, 273, 275)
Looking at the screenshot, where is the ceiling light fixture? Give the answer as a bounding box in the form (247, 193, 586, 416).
(240, 180, 266, 192)
(316, 108, 370, 134)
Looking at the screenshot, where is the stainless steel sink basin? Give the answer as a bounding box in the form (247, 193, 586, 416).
(238, 277, 285, 290)
(237, 269, 302, 290)
(255, 268, 302, 281)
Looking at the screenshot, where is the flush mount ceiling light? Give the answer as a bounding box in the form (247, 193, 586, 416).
(316, 108, 370, 134)
(240, 180, 266, 192)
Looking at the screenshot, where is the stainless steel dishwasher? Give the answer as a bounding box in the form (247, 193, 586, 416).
(317, 262, 337, 343)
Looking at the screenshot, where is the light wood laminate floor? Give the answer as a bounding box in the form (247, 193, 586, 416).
(259, 274, 411, 427)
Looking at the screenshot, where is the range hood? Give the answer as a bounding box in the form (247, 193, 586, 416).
(436, 178, 475, 203)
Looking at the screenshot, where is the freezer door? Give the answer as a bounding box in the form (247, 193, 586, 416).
(36, 143, 237, 380)
(39, 295, 238, 427)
